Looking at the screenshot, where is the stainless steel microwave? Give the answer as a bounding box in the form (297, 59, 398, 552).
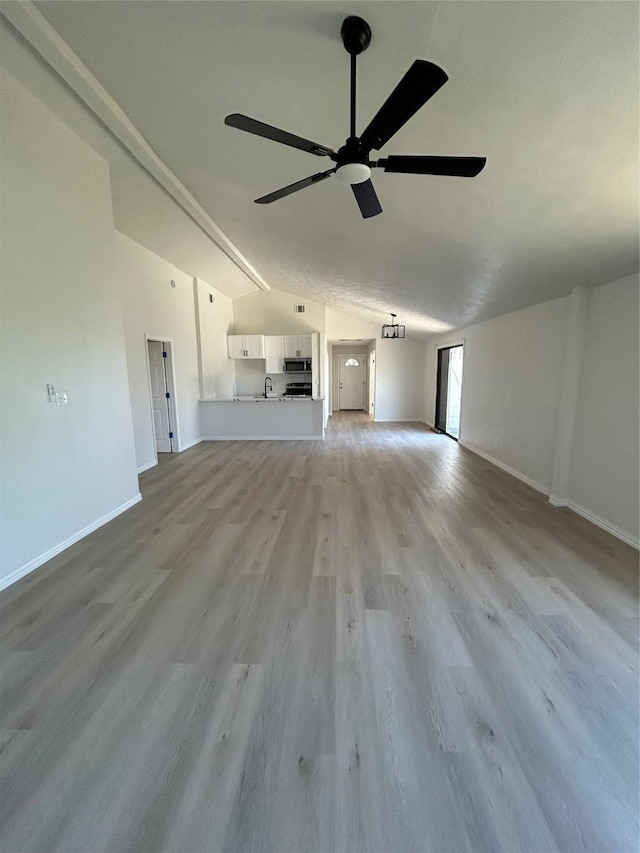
(284, 358, 312, 373)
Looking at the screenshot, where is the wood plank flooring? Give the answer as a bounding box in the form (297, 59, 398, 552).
(1, 413, 638, 852)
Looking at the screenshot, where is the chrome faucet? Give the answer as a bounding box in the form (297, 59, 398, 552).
(264, 376, 273, 397)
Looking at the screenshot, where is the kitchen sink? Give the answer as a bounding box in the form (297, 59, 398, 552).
(234, 395, 286, 401)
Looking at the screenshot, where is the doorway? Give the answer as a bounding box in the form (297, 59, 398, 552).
(338, 354, 365, 410)
(146, 338, 176, 454)
(435, 344, 464, 439)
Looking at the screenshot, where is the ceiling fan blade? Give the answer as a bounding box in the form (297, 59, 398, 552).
(379, 155, 487, 177)
(255, 168, 336, 204)
(225, 113, 334, 157)
(351, 179, 382, 219)
(359, 60, 448, 152)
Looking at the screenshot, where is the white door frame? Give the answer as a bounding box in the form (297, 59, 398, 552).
(434, 336, 465, 439)
(368, 350, 376, 416)
(145, 334, 180, 461)
(445, 345, 464, 437)
(338, 353, 366, 411)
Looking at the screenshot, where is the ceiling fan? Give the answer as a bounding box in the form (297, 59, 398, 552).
(225, 15, 486, 219)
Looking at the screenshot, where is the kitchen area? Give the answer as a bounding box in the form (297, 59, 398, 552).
(199, 332, 326, 440)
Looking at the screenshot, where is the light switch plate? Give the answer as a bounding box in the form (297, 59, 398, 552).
(55, 392, 68, 407)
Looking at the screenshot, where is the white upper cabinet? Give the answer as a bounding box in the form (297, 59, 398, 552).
(245, 335, 265, 359)
(298, 335, 312, 358)
(284, 335, 312, 358)
(228, 333, 310, 361)
(265, 336, 285, 373)
(283, 336, 298, 358)
(227, 334, 265, 359)
(227, 335, 245, 359)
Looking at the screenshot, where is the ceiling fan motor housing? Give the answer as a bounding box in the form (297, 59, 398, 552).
(340, 16, 372, 55)
(334, 136, 372, 184)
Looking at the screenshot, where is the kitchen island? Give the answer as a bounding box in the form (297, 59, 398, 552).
(199, 397, 325, 440)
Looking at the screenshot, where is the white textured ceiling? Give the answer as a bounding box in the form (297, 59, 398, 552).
(35, 1, 639, 335)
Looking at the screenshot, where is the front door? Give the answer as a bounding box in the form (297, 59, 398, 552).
(339, 355, 365, 410)
(147, 339, 172, 453)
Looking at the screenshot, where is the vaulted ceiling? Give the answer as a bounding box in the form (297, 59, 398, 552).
(32, 1, 640, 335)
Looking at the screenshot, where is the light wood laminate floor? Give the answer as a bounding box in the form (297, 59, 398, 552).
(1, 414, 638, 852)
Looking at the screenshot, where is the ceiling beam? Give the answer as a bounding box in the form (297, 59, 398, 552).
(0, 0, 270, 292)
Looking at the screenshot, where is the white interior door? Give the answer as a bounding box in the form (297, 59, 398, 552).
(368, 351, 376, 414)
(339, 355, 365, 410)
(147, 340, 172, 453)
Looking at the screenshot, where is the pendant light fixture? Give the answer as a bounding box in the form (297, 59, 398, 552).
(381, 313, 406, 339)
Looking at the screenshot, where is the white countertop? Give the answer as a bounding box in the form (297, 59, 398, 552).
(200, 396, 324, 402)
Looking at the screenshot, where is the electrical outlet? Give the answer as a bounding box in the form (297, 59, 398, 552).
(494, 436, 499, 446)
(56, 392, 68, 407)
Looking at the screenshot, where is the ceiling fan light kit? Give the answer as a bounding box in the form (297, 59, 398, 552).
(225, 15, 486, 219)
(335, 162, 372, 185)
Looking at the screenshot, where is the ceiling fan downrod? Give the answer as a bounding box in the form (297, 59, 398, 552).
(341, 15, 371, 138)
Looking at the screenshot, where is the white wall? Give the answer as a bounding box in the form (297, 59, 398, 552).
(116, 232, 202, 470)
(424, 278, 639, 545)
(427, 298, 570, 489)
(232, 288, 326, 335)
(0, 71, 139, 585)
(375, 337, 427, 422)
(326, 308, 378, 341)
(194, 277, 235, 400)
(569, 274, 639, 540)
(235, 361, 290, 397)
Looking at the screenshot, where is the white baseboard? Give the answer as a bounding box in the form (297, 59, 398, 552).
(0, 493, 143, 592)
(138, 439, 203, 472)
(374, 418, 425, 423)
(548, 495, 568, 507)
(459, 440, 550, 496)
(200, 435, 323, 442)
(463, 443, 638, 549)
(552, 498, 639, 550)
(178, 437, 203, 452)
